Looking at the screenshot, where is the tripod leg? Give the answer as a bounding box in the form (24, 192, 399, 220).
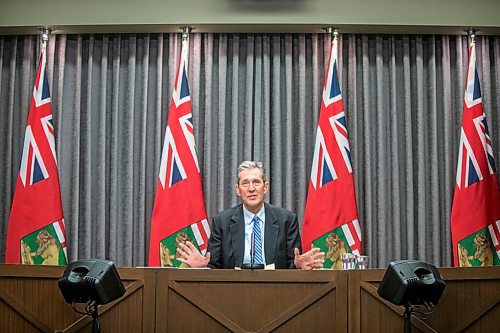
(91, 304, 100, 333)
(403, 305, 412, 333)
(404, 315, 412, 333)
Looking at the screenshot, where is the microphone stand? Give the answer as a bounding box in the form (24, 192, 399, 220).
(250, 232, 264, 269)
(241, 232, 264, 269)
(250, 232, 255, 269)
(403, 304, 412, 333)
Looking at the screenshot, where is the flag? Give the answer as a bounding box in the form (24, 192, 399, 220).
(451, 41, 500, 267)
(301, 35, 361, 269)
(5, 44, 68, 265)
(148, 35, 210, 267)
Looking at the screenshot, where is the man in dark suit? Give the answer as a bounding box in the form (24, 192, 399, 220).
(177, 161, 324, 269)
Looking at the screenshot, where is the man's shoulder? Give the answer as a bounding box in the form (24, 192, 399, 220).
(265, 203, 296, 219)
(213, 204, 243, 220)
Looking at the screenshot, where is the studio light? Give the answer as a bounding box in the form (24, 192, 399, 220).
(377, 260, 445, 333)
(58, 259, 125, 333)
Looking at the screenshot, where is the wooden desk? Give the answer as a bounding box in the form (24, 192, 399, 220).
(155, 269, 347, 332)
(348, 267, 500, 333)
(0, 264, 155, 333)
(0, 265, 498, 332)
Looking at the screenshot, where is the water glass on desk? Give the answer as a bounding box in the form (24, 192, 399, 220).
(341, 253, 356, 270)
(341, 253, 369, 270)
(356, 255, 369, 269)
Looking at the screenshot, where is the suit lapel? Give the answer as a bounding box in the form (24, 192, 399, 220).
(229, 206, 245, 267)
(264, 203, 279, 265)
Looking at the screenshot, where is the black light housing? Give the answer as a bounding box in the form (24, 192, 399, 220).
(378, 260, 445, 306)
(58, 259, 125, 305)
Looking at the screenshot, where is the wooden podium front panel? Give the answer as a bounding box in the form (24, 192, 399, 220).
(0, 265, 77, 333)
(0, 265, 155, 333)
(348, 267, 500, 333)
(435, 267, 500, 333)
(2, 264, 497, 332)
(156, 269, 347, 333)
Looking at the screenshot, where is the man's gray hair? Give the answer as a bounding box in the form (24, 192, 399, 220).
(237, 161, 266, 182)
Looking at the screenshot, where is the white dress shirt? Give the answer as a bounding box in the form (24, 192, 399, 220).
(242, 206, 266, 266)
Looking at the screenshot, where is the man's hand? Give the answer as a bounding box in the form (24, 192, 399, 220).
(176, 241, 211, 268)
(294, 247, 325, 270)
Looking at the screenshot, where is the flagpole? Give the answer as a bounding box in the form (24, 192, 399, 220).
(181, 26, 192, 40)
(467, 28, 476, 46)
(181, 26, 192, 72)
(41, 27, 51, 46)
(323, 26, 337, 41)
(181, 26, 192, 51)
(324, 26, 340, 86)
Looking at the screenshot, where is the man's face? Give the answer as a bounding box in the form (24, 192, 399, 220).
(235, 167, 269, 213)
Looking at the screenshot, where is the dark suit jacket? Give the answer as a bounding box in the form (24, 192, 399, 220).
(207, 203, 302, 269)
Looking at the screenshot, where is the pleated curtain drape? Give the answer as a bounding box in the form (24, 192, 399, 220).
(0, 33, 499, 268)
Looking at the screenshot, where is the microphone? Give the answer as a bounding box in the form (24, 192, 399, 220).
(241, 231, 264, 270)
(250, 231, 264, 269)
(250, 232, 255, 268)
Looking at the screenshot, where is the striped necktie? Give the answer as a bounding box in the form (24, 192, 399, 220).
(252, 215, 264, 264)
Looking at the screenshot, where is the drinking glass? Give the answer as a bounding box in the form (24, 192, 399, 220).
(341, 253, 355, 270)
(357, 255, 369, 269)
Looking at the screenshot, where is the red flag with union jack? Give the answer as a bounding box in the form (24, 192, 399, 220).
(148, 35, 210, 266)
(5, 44, 68, 265)
(301, 35, 362, 269)
(451, 41, 500, 267)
